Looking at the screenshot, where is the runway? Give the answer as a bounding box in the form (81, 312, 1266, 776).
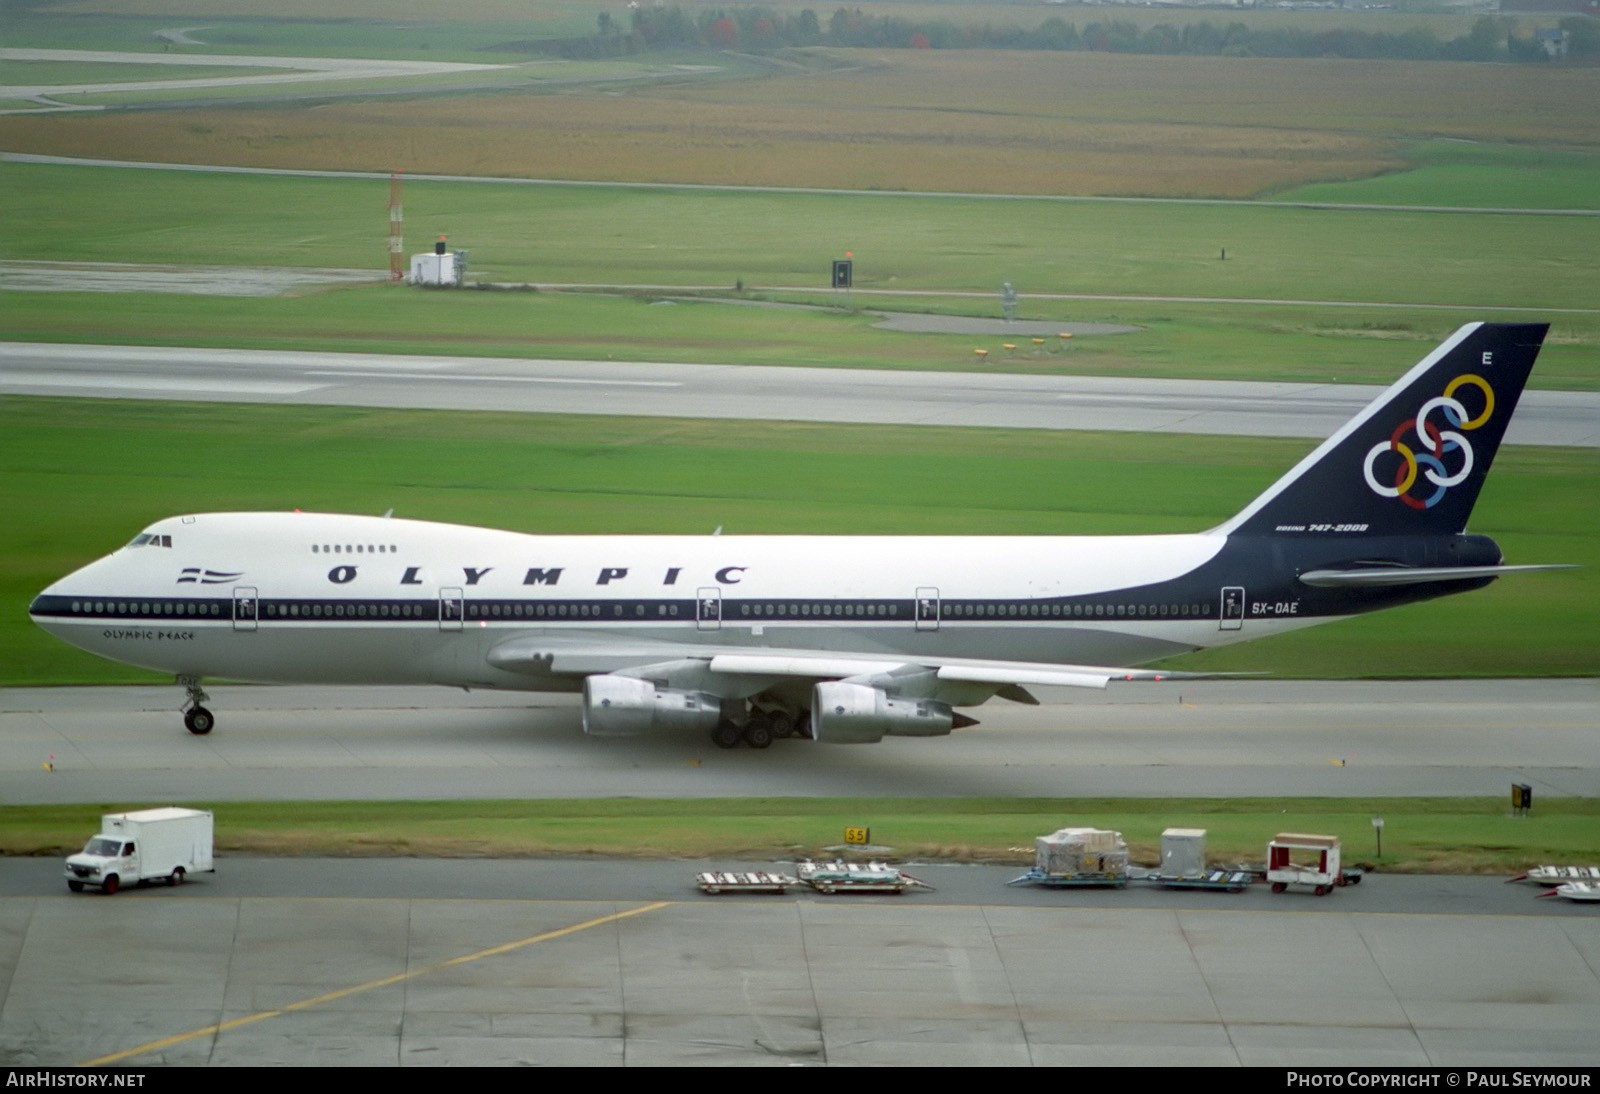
(3, 342, 1596, 445)
(4, 679, 1596, 804)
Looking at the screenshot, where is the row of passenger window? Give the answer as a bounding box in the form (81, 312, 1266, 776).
(69, 600, 223, 616)
(738, 602, 902, 618)
(474, 602, 683, 619)
(942, 602, 1212, 619)
(264, 602, 688, 620)
(61, 598, 1213, 622)
(265, 602, 429, 619)
(310, 544, 398, 555)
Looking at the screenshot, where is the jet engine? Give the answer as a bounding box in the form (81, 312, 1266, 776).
(582, 674, 723, 737)
(811, 681, 969, 744)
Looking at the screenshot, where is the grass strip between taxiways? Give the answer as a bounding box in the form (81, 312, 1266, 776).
(6, 797, 1597, 875)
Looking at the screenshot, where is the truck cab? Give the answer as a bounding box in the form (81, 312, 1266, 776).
(65, 837, 139, 894)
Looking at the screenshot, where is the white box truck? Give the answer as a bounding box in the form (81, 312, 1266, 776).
(64, 807, 214, 894)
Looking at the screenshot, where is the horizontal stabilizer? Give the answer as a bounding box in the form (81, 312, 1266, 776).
(1299, 564, 1575, 588)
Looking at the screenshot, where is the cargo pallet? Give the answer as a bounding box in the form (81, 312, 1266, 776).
(1007, 868, 1128, 889)
(1144, 869, 1254, 893)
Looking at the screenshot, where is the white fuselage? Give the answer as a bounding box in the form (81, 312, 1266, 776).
(31, 511, 1316, 690)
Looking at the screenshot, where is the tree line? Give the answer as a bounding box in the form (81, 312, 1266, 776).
(504, 7, 1598, 64)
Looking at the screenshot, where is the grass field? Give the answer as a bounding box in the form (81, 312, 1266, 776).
(6, 163, 1590, 311)
(4, 159, 1595, 382)
(4, 797, 1596, 873)
(6, 397, 1595, 686)
(6, 9, 1595, 388)
(8, 289, 1596, 392)
(1274, 140, 1600, 211)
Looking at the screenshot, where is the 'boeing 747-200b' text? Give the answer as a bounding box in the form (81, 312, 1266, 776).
(31, 323, 1568, 748)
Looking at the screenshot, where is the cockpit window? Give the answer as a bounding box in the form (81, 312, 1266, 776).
(125, 534, 172, 548)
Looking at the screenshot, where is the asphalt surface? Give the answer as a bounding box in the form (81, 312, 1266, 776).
(3, 856, 1596, 1067)
(4, 678, 1596, 804)
(0, 47, 509, 110)
(3, 856, 1594, 915)
(22, 677, 1600, 1068)
(4, 342, 1596, 444)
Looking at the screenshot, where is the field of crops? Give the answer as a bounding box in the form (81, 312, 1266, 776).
(8, 47, 1598, 199)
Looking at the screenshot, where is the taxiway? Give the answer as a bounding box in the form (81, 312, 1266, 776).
(2, 342, 1596, 444)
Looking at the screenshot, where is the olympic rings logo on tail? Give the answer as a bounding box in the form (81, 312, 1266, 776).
(1362, 374, 1494, 510)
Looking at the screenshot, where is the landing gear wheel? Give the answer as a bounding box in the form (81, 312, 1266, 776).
(768, 711, 797, 739)
(184, 706, 214, 735)
(711, 722, 743, 750)
(742, 719, 773, 750)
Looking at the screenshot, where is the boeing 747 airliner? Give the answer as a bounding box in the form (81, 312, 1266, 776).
(30, 323, 1564, 747)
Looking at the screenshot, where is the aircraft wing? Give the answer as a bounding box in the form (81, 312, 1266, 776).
(487, 634, 1184, 698)
(707, 653, 1174, 691)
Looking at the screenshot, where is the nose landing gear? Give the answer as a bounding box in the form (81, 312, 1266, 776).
(179, 676, 214, 735)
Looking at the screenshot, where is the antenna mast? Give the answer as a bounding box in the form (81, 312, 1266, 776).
(388, 169, 404, 282)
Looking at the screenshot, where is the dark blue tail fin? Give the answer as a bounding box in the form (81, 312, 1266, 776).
(1214, 322, 1548, 538)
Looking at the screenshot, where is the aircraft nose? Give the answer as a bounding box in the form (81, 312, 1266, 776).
(29, 555, 111, 621)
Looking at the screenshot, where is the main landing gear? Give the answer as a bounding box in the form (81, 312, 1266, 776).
(710, 707, 810, 750)
(179, 676, 214, 735)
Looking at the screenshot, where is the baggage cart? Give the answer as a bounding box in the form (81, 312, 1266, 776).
(695, 871, 798, 895)
(797, 861, 929, 894)
(1267, 832, 1343, 896)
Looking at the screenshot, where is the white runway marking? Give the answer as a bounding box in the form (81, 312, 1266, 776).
(305, 369, 682, 388)
(0, 370, 320, 395)
(2, 343, 1592, 445)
